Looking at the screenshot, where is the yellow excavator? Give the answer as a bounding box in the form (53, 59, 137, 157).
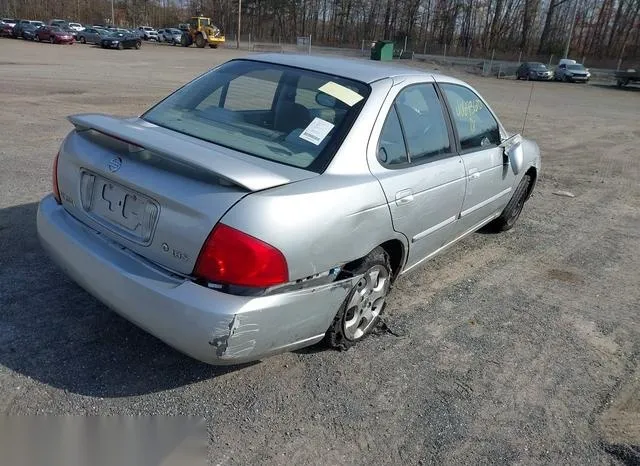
(180, 16, 225, 48)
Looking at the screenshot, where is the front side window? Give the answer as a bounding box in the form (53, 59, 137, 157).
(440, 83, 501, 151)
(142, 60, 370, 172)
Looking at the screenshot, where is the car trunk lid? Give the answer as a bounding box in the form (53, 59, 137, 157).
(57, 113, 316, 275)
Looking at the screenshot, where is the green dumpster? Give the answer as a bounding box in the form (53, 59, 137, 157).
(371, 40, 394, 61)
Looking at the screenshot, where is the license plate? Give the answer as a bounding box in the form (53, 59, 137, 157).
(80, 171, 159, 244)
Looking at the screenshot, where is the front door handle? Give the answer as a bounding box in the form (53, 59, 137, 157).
(395, 189, 414, 206)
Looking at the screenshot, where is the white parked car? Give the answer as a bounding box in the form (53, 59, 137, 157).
(68, 22, 85, 32)
(138, 26, 158, 40)
(158, 28, 182, 45)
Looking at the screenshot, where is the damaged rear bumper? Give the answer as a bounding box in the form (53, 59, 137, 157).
(37, 195, 356, 365)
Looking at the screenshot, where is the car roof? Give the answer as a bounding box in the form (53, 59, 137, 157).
(245, 53, 443, 84)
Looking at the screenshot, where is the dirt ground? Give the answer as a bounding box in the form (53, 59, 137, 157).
(0, 39, 639, 465)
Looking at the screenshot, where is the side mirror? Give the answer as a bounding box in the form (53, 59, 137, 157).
(500, 134, 524, 175)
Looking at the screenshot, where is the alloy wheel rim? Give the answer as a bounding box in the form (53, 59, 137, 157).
(509, 194, 526, 223)
(343, 265, 390, 340)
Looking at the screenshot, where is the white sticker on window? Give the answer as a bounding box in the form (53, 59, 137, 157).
(318, 82, 364, 107)
(299, 117, 334, 145)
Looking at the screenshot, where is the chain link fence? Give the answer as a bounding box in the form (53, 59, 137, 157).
(220, 34, 634, 81)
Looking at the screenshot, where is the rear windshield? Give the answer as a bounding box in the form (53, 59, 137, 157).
(142, 59, 370, 172)
(530, 63, 546, 69)
(568, 64, 586, 71)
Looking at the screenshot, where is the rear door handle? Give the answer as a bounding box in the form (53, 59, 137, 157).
(395, 189, 414, 206)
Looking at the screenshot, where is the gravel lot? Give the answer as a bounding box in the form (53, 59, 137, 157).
(1, 39, 639, 465)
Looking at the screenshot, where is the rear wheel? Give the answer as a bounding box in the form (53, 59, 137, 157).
(34, 35, 40, 42)
(325, 247, 392, 351)
(135, 41, 141, 49)
(49, 36, 55, 44)
(117, 42, 123, 50)
(487, 174, 532, 232)
(80, 36, 86, 44)
(181, 34, 191, 47)
(195, 34, 206, 48)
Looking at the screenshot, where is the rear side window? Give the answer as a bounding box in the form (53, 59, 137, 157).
(394, 84, 451, 161)
(377, 83, 452, 167)
(440, 84, 501, 152)
(378, 107, 408, 165)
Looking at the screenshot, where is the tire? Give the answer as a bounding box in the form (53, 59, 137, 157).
(49, 36, 55, 44)
(117, 42, 123, 50)
(325, 247, 392, 351)
(195, 34, 206, 48)
(80, 36, 85, 44)
(135, 41, 141, 49)
(209, 43, 218, 48)
(181, 34, 191, 47)
(35, 35, 40, 42)
(487, 174, 532, 232)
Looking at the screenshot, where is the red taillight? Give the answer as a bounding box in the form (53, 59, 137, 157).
(53, 151, 61, 204)
(194, 224, 288, 288)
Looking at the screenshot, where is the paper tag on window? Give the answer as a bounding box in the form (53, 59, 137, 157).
(299, 118, 334, 145)
(318, 82, 364, 107)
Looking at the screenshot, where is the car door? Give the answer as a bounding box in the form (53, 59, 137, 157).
(368, 79, 467, 272)
(85, 28, 96, 42)
(438, 82, 515, 235)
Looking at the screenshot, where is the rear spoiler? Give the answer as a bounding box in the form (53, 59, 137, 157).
(67, 113, 314, 192)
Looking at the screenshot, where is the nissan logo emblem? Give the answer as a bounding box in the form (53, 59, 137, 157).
(108, 157, 122, 173)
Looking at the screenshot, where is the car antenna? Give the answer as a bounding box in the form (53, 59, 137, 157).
(521, 80, 535, 136)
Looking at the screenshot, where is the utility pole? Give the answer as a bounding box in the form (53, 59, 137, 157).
(237, 0, 241, 49)
(111, 0, 115, 26)
(563, 0, 578, 58)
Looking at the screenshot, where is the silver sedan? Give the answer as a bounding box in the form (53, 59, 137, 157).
(37, 54, 541, 365)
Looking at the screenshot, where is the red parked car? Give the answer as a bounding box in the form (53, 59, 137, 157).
(0, 22, 13, 37)
(35, 26, 74, 44)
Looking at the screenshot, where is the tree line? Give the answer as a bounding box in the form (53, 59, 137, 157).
(2, 0, 639, 63)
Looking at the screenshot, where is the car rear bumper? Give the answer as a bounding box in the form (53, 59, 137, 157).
(37, 195, 354, 365)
